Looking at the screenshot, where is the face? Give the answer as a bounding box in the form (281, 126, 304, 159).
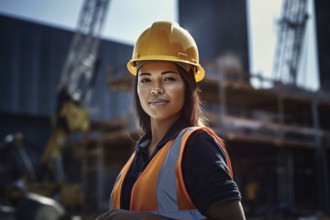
(137, 61, 185, 124)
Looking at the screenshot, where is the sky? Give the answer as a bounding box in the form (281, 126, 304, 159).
(247, 0, 319, 91)
(0, 0, 178, 45)
(0, 0, 319, 91)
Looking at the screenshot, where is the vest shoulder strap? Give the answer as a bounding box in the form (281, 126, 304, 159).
(175, 126, 233, 209)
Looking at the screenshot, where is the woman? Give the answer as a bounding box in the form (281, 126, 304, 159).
(96, 21, 245, 220)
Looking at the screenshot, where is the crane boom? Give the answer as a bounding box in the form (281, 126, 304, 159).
(58, 0, 110, 104)
(273, 0, 308, 85)
(41, 0, 110, 165)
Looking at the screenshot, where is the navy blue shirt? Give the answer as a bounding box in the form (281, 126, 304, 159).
(120, 119, 241, 215)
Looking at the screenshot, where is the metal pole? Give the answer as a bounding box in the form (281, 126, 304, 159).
(312, 99, 329, 210)
(216, 57, 227, 131)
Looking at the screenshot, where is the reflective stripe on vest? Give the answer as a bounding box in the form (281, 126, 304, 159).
(109, 127, 233, 220)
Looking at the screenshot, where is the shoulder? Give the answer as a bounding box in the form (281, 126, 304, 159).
(184, 127, 226, 155)
(182, 127, 229, 167)
(182, 126, 224, 144)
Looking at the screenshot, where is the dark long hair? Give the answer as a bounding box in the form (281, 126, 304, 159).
(132, 63, 207, 133)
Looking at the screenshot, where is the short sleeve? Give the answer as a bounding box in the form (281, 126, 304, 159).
(181, 130, 242, 215)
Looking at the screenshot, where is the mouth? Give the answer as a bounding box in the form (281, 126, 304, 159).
(148, 99, 169, 104)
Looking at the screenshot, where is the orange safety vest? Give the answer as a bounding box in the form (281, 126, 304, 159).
(109, 127, 233, 219)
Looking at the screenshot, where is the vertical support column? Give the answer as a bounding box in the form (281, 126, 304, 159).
(312, 100, 330, 210)
(96, 141, 104, 209)
(277, 95, 285, 143)
(278, 147, 288, 207)
(277, 95, 295, 210)
(277, 145, 295, 210)
(287, 150, 295, 209)
(216, 58, 227, 131)
(81, 135, 88, 208)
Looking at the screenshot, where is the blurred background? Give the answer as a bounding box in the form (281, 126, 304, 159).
(0, 0, 329, 219)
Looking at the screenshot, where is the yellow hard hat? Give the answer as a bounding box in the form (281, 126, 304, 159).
(127, 21, 205, 82)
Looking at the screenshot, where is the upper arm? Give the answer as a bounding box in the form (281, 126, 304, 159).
(182, 131, 242, 213)
(205, 199, 246, 220)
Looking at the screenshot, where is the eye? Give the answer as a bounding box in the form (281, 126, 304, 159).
(140, 78, 151, 83)
(164, 76, 177, 81)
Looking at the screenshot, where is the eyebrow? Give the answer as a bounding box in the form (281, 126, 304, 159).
(138, 70, 179, 77)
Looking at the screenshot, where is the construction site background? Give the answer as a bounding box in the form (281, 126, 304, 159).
(1, 0, 330, 219)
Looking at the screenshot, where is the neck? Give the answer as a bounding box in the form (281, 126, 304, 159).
(148, 116, 180, 156)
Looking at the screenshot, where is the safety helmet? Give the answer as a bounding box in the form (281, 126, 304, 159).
(127, 21, 205, 82)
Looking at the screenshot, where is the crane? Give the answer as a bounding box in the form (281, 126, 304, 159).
(40, 0, 110, 180)
(272, 0, 309, 86)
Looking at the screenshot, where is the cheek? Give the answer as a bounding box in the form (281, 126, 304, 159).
(169, 84, 185, 105)
(167, 83, 185, 92)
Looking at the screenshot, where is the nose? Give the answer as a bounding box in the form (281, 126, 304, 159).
(151, 87, 164, 95)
